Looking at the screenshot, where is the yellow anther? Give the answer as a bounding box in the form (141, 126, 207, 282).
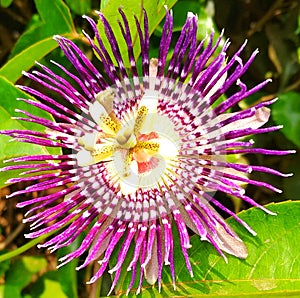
(92, 144, 116, 161)
(134, 106, 148, 135)
(136, 141, 160, 153)
(108, 112, 121, 127)
(100, 115, 121, 134)
(92, 89, 122, 134)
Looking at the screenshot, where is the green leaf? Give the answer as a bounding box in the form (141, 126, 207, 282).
(29, 271, 68, 298)
(10, 0, 74, 58)
(0, 252, 10, 277)
(97, 0, 178, 67)
(168, 0, 216, 40)
(100, 0, 110, 10)
(112, 201, 300, 297)
(0, 0, 13, 7)
(272, 91, 300, 147)
(57, 237, 83, 298)
(35, 0, 74, 32)
(5, 256, 47, 290)
(0, 76, 61, 188)
(195, 0, 217, 41)
(40, 278, 68, 298)
(0, 0, 76, 83)
(172, 1, 204, 32)
(0, 284, 21, 298)
(0, 37, 59, 83)
(65, 0, 92, 15)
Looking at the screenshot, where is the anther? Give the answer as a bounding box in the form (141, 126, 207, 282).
(134, 106, 148, 136)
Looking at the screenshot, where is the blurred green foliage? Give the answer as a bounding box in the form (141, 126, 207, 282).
(0, 0, 299, 297)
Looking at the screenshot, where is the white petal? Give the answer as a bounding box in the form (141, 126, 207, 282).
(158, 137, 178, 158)
(95, 88, 114, 114)
(138, 90, 159, 114)
(76, 149, 95, 167)
(89, 101, 107, 126)
(119, 161, 139, 195)
(78, 131, 99, 151)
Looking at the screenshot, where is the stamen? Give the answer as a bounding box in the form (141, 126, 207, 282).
(100, 115, 121, 134)
(134, 106, 148, 135)
(76, 143, 115, 167)
(78, 131, 100, 151)
(136, 141, 160, 154)
(92, 144, 116, 160)
(90, 89, 122, 135)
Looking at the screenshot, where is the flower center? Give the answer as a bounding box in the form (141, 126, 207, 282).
(76, 89, 180, 195)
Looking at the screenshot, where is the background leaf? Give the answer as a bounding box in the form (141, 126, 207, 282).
(0, 37, 64, 83)
(0, 251, 10, 278)
(10, 0, 74, 58)
(29, 271, 69, 298)
(0, 0, 75, 83)
(272, 91, 300, 147)
(56, 236, 83, 298)
(0, 0, 12, 8)
(2, 256, 47, 297)
(100, 0, 110, 11)
(0, 1, 299, 297)
(65, 0, 91, 15)
(39, 277, 68, 298)
(112, 201, 300, 297)
(166, 0, 216, 40)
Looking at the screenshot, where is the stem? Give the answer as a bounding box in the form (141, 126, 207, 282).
(0, 228, 57, 262)
(0, 212, 81, 262)
(247, 0, 284, 37)
(0, 222, 24, 250)
(89, 262, 102, 298)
